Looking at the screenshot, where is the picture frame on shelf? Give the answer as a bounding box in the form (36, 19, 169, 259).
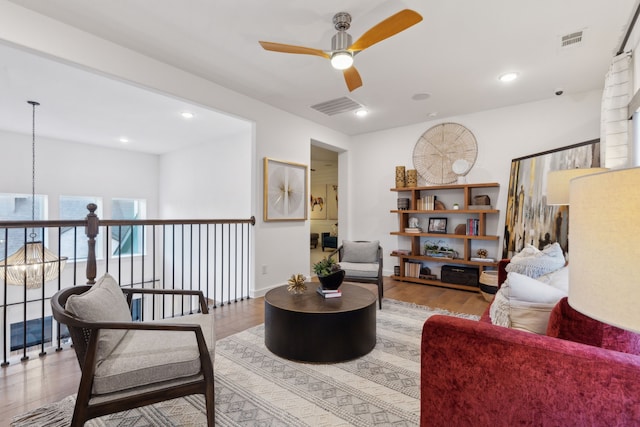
(263, 157, 308, 221)
(428, 217, 447, 234)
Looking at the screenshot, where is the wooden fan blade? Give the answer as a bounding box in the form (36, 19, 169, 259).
(343, 67, 363, 92)
(348, 9, 423, 52)
(259, 41, 330, 59)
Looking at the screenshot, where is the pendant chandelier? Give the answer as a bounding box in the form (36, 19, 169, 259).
(0, 101, 67, 288)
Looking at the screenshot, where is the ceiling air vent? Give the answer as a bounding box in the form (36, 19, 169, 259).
(311, 96, 363, 116)
(561, 30, 583, 48)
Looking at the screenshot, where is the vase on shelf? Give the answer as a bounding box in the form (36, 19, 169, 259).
(406, 169, 418, 187)
(318, 269, 345, 290)
(395, 166, 406, 188)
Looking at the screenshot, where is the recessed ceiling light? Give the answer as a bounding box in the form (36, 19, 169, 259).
(499, 72, 519, 83)
(119, 137, 129, 144)
(355, 108, 368, 117)
(181, 111, 194, 119)
(412, 93, 431, 101)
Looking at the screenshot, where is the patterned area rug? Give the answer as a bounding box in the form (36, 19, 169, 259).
(12, 299, 478, 427)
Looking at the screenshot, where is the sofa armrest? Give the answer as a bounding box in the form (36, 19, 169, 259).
(421, 315, 640, 427)
(497, 258, 510, 288)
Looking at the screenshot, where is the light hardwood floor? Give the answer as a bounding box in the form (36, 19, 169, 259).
(0, 277, 488, 424)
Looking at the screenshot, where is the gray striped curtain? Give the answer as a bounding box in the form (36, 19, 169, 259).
(600, 51, 632, 169)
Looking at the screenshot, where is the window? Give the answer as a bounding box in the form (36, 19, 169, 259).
(111, 199, 146, 256)
(59, 196, 103, 261)
(131, 298, 142, 321)
(10, 316, 70, 352)
(0, 193, 46, 259)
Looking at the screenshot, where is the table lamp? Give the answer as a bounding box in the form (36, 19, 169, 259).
(546, 168, 608, 205)
(568, 167, 640, 332)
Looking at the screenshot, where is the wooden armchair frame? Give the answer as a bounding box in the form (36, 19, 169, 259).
(51, 286, 215, 427)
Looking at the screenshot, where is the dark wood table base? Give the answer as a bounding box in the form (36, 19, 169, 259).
(264, 283, 377, 363)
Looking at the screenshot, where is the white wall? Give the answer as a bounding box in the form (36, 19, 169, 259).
(0, 1, 351, 297)
(159, 130, 253, 219)
(349, 90, 603, 275)
(0, 129, 159, 219)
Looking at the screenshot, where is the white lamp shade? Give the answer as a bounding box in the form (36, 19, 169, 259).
(546, 168, 608, 205)
(568, 167, 640, 332)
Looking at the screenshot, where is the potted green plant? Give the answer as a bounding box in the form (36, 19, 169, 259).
(313, 257, 345, 290)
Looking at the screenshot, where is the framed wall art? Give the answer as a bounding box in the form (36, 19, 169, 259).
(263, 158, 308, 221)
(327, 184, 338, 220)
(502, 139, 601, 259)
(309, 184, 327, 220)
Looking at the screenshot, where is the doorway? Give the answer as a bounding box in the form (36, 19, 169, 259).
(310, 145, 339, 268)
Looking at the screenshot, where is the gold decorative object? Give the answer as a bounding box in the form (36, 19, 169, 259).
(395, 166, 406, 188)
(406, 169, 417, 187)
(287, 273, 307, 294)
(476, 248, 488, 259)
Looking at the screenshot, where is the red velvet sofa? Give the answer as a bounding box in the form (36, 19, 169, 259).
(420, 260, 640, 426)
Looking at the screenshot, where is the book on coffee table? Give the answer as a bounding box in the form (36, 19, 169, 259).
(317, 287, 342, 298)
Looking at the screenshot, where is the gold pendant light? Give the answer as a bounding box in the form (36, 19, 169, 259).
(0, 101, 67, 288)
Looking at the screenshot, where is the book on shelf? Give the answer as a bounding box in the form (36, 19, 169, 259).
(470, 257, 496, 263)
(403, 261, 422, 278)
(466, 218, 479, 236)
(317, 287, 342, 298)
(404, 227, 422, 233)
(417, 195, 437, 211)
(391, 249, 410, 256)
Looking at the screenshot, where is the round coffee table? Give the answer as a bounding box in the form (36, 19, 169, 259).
(264, 283, 377, 362)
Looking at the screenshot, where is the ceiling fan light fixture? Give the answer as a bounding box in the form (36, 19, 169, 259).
(330, 51, 353, 70)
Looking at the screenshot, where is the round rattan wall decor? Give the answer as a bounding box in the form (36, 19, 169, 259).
(412, 122, 478, 185)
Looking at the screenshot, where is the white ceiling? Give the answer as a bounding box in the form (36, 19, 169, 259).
(2, 0, 638, 153)
(0, 42, 252, 154)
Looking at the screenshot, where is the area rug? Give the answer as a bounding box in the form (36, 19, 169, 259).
(12, 299, 478, 427)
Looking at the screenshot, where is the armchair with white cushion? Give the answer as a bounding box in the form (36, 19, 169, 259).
(330, 240, 383, 309)
(50, 273, 215, 426)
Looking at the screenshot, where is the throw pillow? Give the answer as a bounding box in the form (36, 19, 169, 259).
(505, 243, 565, 278)
(508, 272, 567, 303)
(489, 272, 567, 334)
(489, 288, 512, 327)
(341, 240, 380, 263)
(65, 273, 132, 362)
(537, 265, 569, 293)
(547, 297, 640, 355)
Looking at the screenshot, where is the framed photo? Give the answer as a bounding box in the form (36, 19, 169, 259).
(428, 217, 447, 234)
(502, 139, 600, 258)
(263, 158, 308, 221)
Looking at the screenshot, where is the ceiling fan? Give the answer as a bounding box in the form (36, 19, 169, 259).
(259, 9, 422, 92)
